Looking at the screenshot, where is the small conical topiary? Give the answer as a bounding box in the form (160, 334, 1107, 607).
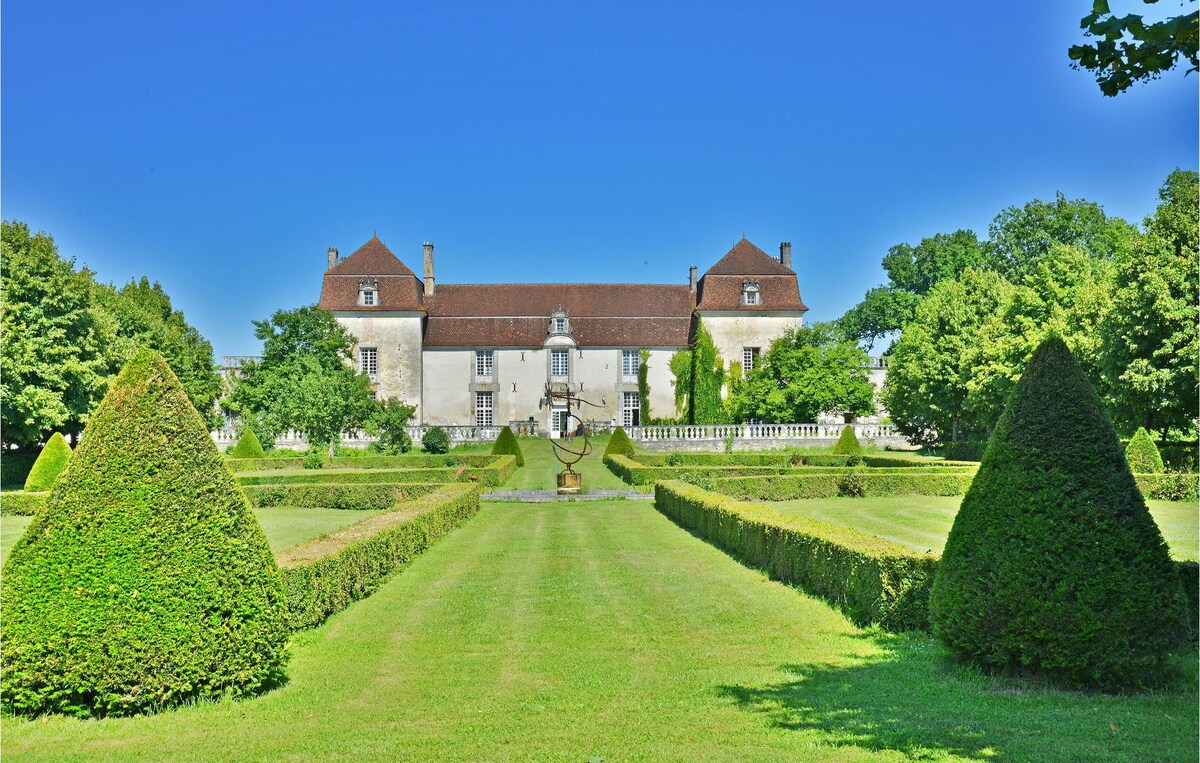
(1, 349, 289, 717)
(1125, 427, 1165, 474)
(228, 427, 266, 459)
(604, 426, 636, 458)
(491, 425, 524, 467)
(831, 425, 863, 456)
(23, 432, 72, 491)
(930, 337, 1185, 690)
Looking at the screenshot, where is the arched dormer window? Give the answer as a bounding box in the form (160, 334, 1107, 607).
(358, 278, 379, 307)
(741, 280, 762, 306)
(549, 309, 571, 336)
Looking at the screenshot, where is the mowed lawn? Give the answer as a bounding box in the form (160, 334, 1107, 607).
(0, 507, 377, 566)
(768, 496, 1199, 561)
(3, 501, 1196, 762)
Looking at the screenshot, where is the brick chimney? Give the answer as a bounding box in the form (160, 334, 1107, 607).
(780, 241, 792, 270)
(327, 247, 339, 270)
(689, 265, 698, 293)
(423, 242, 435, 296)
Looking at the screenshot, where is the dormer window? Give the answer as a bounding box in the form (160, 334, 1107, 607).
(358, 278, 379, 307)
(741, 280, 761, 306)
(549, 309, 570, 336)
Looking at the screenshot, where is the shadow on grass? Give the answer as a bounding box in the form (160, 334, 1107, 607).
(718, 631, 1199, 763)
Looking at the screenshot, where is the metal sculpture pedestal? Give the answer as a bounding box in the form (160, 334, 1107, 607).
(542, 384, 596, 496)
(556, 470, 581, 495)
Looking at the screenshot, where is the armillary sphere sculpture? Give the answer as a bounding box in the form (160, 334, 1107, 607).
(540, 383, 600, 494)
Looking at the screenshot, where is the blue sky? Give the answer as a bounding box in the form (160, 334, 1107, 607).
(3, 1, 1196, 357)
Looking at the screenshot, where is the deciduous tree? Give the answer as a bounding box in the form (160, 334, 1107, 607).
(1069, 0, 1199, 97)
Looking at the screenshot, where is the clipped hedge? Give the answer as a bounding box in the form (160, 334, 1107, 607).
(491, 426, 525, 467)
(657, 481, 1198, 640)
(226, 454, 498, 472)
(942, 441, 986, 462)
(0, 450, 39, 490)
(604, 454, 975, 488)
(242, 482, 445, 510)
(604, 426, 636, 458)
(655, 481, 938, 629)
(23, 433, 72, 492)
(1, 491, 48, 516)
(278, 483, 481, 630)
(1135, 472, 1199, 502)
(708, 471, 976, 500)
(236, 456, 516, 488)
(631, 452, 967, 468)
(832, 425, 863, 457)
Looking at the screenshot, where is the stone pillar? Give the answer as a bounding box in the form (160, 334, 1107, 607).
(780, 242, 792, 270)
(327, 247, 339, 270)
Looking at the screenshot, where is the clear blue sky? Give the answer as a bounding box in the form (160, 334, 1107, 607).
(3, 1, 1196, 358)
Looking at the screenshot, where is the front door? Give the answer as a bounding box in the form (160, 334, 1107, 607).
(550, 407, 568, 438)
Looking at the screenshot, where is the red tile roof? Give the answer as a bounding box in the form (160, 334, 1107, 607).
(319, 274, 424, 312)
(696, 275, 808, 312)
(422, 316, 693, 347)
(704, 238, 794, 276)
(424, 283, 694, 317)
(327, 237, 417, 276)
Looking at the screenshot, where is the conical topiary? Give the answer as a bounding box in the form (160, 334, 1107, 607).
(23, 432, 72, 491)
(491, 425, 524, 467)
(930, 337, 1185, 690)
(831, 425, 863, 456)
(228, 427, 266, 459)
(604, 426, 636, 458)
(1125, 427, 1165, 474)
(1, 349, 289, 718)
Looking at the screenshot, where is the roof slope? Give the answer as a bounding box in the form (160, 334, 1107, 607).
(320, 237, 424, 311)
(704, 238, 793, 276)
(424, 283, 694, 318)
(327, 237, 417, 276)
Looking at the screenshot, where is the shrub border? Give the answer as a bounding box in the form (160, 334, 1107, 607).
(1, 491, 48, 516)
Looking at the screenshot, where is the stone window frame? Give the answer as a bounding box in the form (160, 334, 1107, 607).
(740, 279, 762, 306)
(550, 348, 570, 381)
(359, 346, 379, 380)
(621, 349, 639, 381)
(622, 391, 641, 427)
(742, 347, 760, 375)
(358, 278, 380, 307)
(475, 350, 494, 381)
(475, 391, 494, 427)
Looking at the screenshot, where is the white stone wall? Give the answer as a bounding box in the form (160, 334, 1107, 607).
(421, 349, 474, 425)
(334, 311, 424, 416)
(697, 312, 806, 377)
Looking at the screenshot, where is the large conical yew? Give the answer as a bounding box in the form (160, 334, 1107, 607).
(930, 337, 1185, 690)
(1, 349, 288, 717)
(23, 431, 72, 491)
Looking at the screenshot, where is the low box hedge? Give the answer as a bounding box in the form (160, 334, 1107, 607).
(1134, 472, 1199, 502)
(242, 482, 445, 510)
(657, 481, 1198, 637)
(277, 483, 482, 631)
(226, 454, 498, 472)
(655, 481, 938, 630)
(236, 456, 516, 488)
(707, 471, 976, 500)
(1, 491, 48, 516)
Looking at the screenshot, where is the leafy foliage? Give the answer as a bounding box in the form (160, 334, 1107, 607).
(228, 428, 266, 459)
(637, 348, 651, 422)
(691, 319, 728, 424)
(367, 398, 415, 455)
(1, 221, 115, 447)
(491, 425, 525, 467)
(1, 349, 288, 717)
(23, 432, 72, 491)
(604, 426, 636, 458)
(987, 192, 1136, 281)
(1125, 427, 1165, 474)
(930, 338, 1186, 690)
(1101, 170, 1199, 437)
(728, 323, 875, 424)
(303, 447, 325, 469)
(836, 286, 922, 351)
(1069, 0, 1199, 97)
(422, 426, 450, 454)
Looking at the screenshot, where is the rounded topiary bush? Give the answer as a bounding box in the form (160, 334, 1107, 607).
(930, 337, 1186, 691)
(1125, 427, 1165, 474)
(23, 432, 72, 491)
(228, 427, 266, 459)
(491, 425, 524, 467)
(1, 349, 289, 718)
(604, 426, 636, 458)
(422, 426, 450, 454)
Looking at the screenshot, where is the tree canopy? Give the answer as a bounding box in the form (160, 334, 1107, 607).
(1068, 0, 1199, 97)
(728, 323, 876, 425)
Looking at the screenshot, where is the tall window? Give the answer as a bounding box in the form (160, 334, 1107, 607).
(360, 347, 378, 379)
(551, 349, 569, 380)
(622, 391, 641, 427)
(621, 349, 639, 380)
(742, 347, 759, 375)
(475, 392, 493, 426)
(475, 350, 494, 380)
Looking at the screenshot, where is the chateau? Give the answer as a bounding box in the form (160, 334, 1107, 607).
(318, 236, 809, 434)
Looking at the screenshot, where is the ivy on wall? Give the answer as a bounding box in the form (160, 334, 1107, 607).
(668, 318, 728, 425)
(637, 348, 651, 423)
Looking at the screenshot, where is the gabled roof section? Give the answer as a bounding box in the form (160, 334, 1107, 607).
(424, 283, 694, 318)
(327, 236, 417, 277)
(703, 238, 793, 276)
